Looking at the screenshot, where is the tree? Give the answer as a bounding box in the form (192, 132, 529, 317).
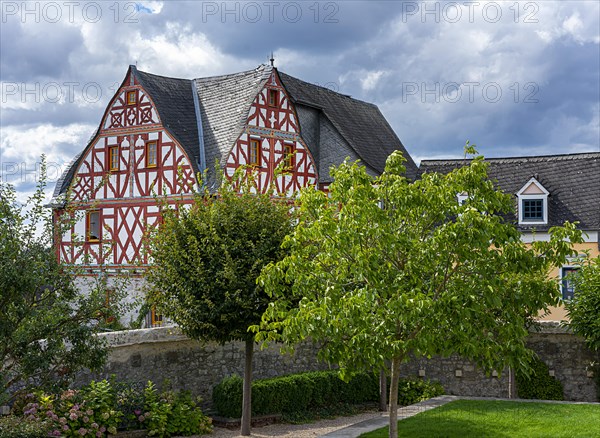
(0, 161, 109, 403)
(255, 148, 582, 438)
(146, 172, 292, 436)
(565, 256, 600, 351)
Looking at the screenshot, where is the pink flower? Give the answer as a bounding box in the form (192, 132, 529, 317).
(86, 409, 93, 416)
(134, 409, 141, 415)
(83, 416, 89, 423)
(138, 415, 145, 422)
(59, 417, 67, 425)
(99, 426, 106, 433)
(63, 425, 70, 431)
(70, 412, 78, 420)
(78, 428, 87, 436)
(91, 423, 99, 429)
(96, 433, 102, 438)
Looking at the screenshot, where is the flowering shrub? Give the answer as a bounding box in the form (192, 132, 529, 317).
(12, 379, 211, 437)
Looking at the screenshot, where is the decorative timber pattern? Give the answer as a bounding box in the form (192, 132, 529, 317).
(225, 71, 317, 195)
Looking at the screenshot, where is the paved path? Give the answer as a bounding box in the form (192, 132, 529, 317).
(319, 395, 459, 438)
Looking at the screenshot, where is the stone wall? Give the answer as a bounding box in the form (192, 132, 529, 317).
(527, 322, 598, 402)
(76, 327, 331, 406)
(79, 322, 598, 407)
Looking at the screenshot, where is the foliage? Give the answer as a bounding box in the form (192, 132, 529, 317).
(396, 378, 445, 407)
(142, 381, 212, 438)
(254, 145, 583, 437)
(147, 168, 294, 435)
(212, 370, 443, 418)
(146, 169, 293, 343)
(0, 160, 110, 402)
(0, 415, 52, 438)
(360, 399, 600, 438)
(515, 356, 564, 400)
(564, 256, 600, 352)
(9, 378, 211, 438)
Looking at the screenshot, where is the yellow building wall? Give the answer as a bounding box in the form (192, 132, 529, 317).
(538, 241, 599, 322)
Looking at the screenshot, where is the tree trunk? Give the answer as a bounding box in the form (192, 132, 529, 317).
(241, 338, 253, 436)
(379, 367, 387, 411)
(388, 356, 401, 438)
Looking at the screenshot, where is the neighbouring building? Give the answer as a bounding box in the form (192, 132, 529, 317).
(49, 64, 417, 326)
(420, 153, 600, 321)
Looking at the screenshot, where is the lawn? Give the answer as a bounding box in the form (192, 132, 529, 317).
(360, 399, 600, 438)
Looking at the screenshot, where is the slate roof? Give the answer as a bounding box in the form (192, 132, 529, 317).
(52, 64, 414, 200)
(419, 153, 600, 231)
(134, 68, 200, 172)
(279, 72, 418, 181)
(194, 65, 272, 182)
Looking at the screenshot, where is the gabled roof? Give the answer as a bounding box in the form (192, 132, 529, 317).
(194, 65, 272, 175)
(134, 68, 200, 172)
(52, 65, 414, 201)
(278, 72, 418, 181)
(419, 153, 600, 231)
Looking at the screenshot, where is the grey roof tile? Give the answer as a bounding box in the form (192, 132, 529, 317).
(419, 153, 600, 231)
(279, 71, 418, 181)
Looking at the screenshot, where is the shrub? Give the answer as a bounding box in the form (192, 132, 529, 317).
(213, 370, 444, 418)
(10, 379, 211, 438)
(516, 356, 564, 400)
(0, 415, 52, 438)
(397, 378, 445, 406)
(143, 381, 212, 438)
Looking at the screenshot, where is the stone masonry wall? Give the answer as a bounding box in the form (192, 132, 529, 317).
(75, 327, 331, 407)
(78, 323, 598, 408)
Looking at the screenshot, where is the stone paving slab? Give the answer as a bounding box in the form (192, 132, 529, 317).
(319, 395, 459, 438)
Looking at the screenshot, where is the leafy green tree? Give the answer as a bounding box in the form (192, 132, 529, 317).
(255, 148, 582, 438)
(565, 256, 600, 351)
(0, 161, 109, 402)
(147, 172, 292, 436)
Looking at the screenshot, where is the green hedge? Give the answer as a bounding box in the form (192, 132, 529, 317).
(212, 370, 444, 418)
(516, 356, 564, 401)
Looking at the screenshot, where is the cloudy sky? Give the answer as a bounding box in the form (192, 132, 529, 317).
(1, 0, 599, 200)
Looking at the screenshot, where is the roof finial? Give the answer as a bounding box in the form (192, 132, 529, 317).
(269, 52, 275, 67)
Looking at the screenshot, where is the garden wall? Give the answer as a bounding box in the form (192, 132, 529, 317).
(78, 322, 598, 406)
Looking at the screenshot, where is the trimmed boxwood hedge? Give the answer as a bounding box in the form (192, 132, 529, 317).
(212, 370, 444, 418)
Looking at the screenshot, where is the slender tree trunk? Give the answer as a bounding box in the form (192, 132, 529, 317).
(379, 367, 387, 411)
(388, 356, 401, 438)
(241, 338, 253, 436)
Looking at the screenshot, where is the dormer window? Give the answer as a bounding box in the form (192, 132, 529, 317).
(517, 178, 549, 225)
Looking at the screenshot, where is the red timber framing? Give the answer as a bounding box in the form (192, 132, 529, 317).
(225, 70, 317, 195)
(56, 68, 196, 269)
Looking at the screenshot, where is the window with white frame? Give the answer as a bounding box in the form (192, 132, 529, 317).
(516, 178, 549, 225)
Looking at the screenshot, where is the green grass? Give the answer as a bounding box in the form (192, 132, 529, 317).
(360, 399, 600, 438)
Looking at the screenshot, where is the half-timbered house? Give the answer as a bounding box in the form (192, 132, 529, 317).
(50, 64, 417, 326)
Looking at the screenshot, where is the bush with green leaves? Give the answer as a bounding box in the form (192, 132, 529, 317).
(516, 356, 564, 400)
(213, 370, 444, 418)
(10, 378, 211, 437)
(0, 415, 52, 438)
(143, 381, 212, 438)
